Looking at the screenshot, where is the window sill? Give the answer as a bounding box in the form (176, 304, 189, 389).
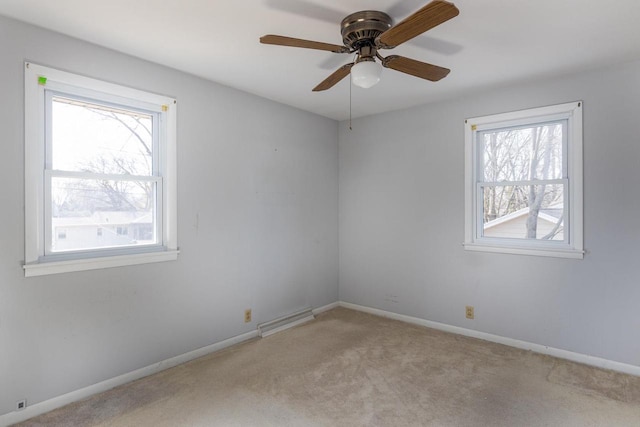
(23, 249, 179, 277)
(463, 242, 583, 259)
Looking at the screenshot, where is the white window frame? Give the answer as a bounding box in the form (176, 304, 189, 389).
(464, 101, 583, 259)
(24, 63, 178, 276)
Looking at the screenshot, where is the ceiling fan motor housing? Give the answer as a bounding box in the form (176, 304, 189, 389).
(340, 11, 392, 51)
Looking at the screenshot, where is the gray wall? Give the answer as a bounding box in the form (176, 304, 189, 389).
(0, 16, 338, 416)
(339, 60, 640, 368)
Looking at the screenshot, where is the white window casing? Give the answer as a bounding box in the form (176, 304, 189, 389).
(24, 63, 178, 276)
(464, 101, 583, 259)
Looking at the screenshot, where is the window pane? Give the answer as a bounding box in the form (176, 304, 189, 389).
(481, 122, 564, 182)
(51, 177, 157, 252)
(482, 184, 564, 240)
(51, 96, 153, 176)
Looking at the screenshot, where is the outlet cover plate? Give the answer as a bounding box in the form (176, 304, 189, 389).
(465, 306, 475, 319)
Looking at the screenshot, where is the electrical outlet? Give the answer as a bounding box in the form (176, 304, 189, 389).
(244, 309, 252, 323)
(16, 399, 26, 410)
(465, 306, 474, 319)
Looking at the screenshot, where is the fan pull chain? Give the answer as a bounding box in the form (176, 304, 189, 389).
(349, 77, 352, 130)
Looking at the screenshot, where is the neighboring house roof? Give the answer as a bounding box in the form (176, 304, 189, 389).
(540, 207, 563, 220)
(484, 206, 562, 230)
(53, 211, 152, 227)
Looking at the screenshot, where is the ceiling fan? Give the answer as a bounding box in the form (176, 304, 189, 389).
(260, 0, 459, 91)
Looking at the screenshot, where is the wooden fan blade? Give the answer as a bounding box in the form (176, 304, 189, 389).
(382, 55, 450, 81)
(260, 35, 349, 53)
(376, 0, 459, 49)
(313, 63, 354, 91)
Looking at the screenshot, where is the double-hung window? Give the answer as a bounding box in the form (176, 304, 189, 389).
(464, 102, 583, 258)
(24, 63, 178, 276)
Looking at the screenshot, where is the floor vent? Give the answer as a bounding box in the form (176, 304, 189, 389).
(258, 308, 315, 337)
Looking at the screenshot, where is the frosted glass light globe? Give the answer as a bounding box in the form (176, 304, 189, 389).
(351, 61, 382, 88)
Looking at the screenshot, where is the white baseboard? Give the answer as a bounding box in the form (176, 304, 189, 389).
(312, 301, 340, 315)
(0, 329, 258, 427)
(339, 301, 640, 377)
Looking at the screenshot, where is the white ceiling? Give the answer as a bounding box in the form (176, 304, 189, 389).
(1, 0, 639, 120)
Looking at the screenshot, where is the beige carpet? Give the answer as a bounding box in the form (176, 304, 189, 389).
(17, 307, 640, 426)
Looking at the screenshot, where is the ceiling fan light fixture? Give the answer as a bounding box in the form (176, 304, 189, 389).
(351, 60, 382, 89)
